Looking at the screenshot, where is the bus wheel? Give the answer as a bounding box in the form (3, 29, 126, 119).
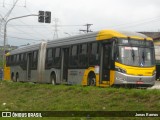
(16, 73, 19, 82)
(51, 73, 56, 85)
(11, 73, 14, 81)
(88, 72, 96, 86)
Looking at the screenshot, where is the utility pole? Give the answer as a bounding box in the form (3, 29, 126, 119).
(4, 0, 19, 20)
(53, 18, 59, 39)
(0, 0, 19, 63)
(3, 11, 52, 68)
(3, 14, 39, 68)
(80, 23, 93, 33)
(3, 0, 5, 7)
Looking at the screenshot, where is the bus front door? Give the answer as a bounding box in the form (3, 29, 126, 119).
(27, 53, 32, 80)
(61, 48, 69, 83)
(100, 43, 111, 84)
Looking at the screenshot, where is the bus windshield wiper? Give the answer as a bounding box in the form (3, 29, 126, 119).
(142, 50, 145, 63)
(142, 39, 146, 63)
(131, 48, 135, 61)
(128, 38, 135, 61)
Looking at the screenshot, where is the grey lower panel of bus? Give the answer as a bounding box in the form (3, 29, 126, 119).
(45, 69, 85, 85)
(10, 66, 85, 84)
(114, 71, 155, 86)
(10, 66, 38, 82)
(45, 68, 61, 84)
(68, 69, 85, 85)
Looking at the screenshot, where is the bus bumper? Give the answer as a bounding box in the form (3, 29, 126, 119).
(114, 71, 156, 87)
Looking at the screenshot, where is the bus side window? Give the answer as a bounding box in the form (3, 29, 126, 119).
(21, 54, 24, 63)
(23, 53, 27, 70)
(54, 48, 61, 68)
(19, 53, 23, 67)
(89, 42, 99, 66)
(69, 45, 78, 67)
(13, 55, 17, 65)
(79, 44, 87, 68)
(11, 55, 14, 66)
(32, 51, 38, 69)
(46, 48, 53, 68)
(19, 54, 21, 63)
(6, 56, 10, 66)
(16, 54, 19, 65)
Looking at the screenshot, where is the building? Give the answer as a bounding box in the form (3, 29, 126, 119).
(140, 32, 160, 80)
(139, 32, 160, 44)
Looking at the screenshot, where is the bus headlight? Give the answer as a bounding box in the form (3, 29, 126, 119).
(115, 67, 126, 74)
(152, 70, 156, 76)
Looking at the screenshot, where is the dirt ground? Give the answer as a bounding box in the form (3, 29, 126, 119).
(148, 81, 160, 89)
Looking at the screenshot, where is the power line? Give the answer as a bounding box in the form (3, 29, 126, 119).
(4, 0, 19, 20)
(0, 0, 20, 46)
(80, 23, 93, 33)
(8, 24, 52, 28)
(0, 3, 26, 7)
(0, 0, 27, 7)
(3, 0, 5, 7)
(116, 18, 160, 30)
(7, 36, 43, 41)
(7, 24, 84, 27)
(24, 6, 54, 36)
(3, 7, 51, 39)
(105, 16, 160, 29)
(24, 0, 26, 7)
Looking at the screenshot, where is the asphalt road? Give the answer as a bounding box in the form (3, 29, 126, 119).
(148, 81, 160, 89)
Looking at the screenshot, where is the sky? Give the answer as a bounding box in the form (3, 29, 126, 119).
(0, 0, 160, 46)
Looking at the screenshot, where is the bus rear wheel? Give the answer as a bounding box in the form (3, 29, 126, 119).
(16, 73, 19, 82)
(11, 73, 14, 81)
(88, 72, 96, 86)
(51, 73, 56, 85)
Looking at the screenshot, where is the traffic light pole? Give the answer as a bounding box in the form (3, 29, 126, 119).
(3, 14, 38, 70)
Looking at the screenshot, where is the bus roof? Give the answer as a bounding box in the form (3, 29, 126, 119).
(9, 42, 44, 55)
(9, 29, 152, 55)
(96, 30, 152, 40)
(47, 31, 99, 48)
(47, 29, 152, 48)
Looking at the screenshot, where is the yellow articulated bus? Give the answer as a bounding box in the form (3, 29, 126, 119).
(5, 30, 156, 87)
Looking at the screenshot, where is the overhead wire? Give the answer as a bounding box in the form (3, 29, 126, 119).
(25, 6, 54, 36)
(3, 7, 49, 41)
(116, 18, 160, 29)
(4, 0, 19, 20)
(24, 2, 85, 39)
(121, 21, 160, 31)
(2, 1, 160, 44)
(7, 36, 43, 41)
(8, 24, 84, 27)
(105, 16, 160, 30)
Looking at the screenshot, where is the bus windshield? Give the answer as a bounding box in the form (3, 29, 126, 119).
(116, 46, 155, 67)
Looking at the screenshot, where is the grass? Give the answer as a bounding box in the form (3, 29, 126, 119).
(0, 80, 160, 120)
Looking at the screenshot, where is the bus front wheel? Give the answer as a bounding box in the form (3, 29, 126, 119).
(88, 72, 96, 86)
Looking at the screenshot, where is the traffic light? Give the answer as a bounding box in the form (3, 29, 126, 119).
(38, 11, 44, 23)
(45, 11, 51, 23)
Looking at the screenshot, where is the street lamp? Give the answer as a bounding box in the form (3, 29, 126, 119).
(3, 14, 38, 69)
(3, 11, 52, 71)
